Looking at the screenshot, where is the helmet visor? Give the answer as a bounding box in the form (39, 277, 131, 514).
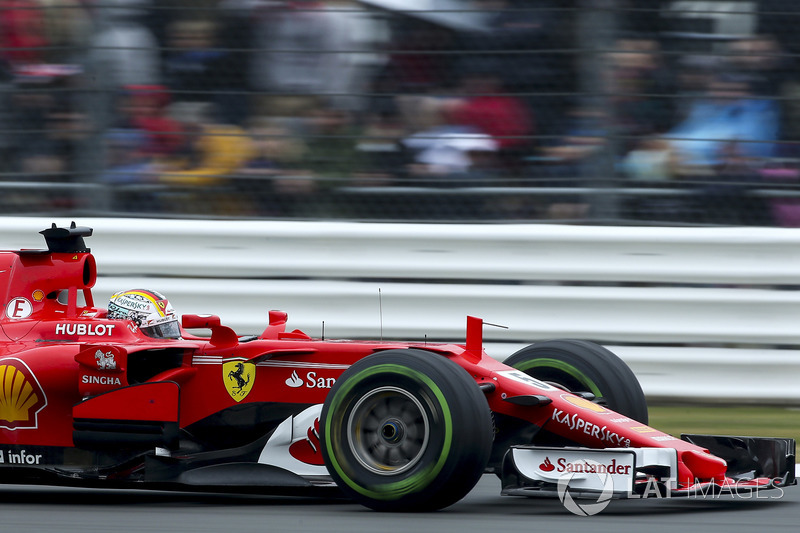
(141, 320, 181, 339)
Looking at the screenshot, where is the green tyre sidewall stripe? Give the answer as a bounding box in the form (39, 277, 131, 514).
(323, 363, 453, 501)
(514, 357, 603, 398)
(505, 340, 649, 424)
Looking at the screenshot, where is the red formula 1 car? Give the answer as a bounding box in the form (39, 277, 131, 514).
(0, 224, 795, 511)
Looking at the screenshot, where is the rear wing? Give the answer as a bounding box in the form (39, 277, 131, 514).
(16, 222, 93, 256)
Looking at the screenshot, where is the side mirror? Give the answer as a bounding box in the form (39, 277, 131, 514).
(181, 314, 237, 348)
(182, 314, 221, 329)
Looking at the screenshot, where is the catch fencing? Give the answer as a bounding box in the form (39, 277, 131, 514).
(3, 1, 800, 225)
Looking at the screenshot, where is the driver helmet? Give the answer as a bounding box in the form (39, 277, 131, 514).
(107, 289, 181, 339)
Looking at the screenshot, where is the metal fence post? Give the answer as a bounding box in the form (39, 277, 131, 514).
(577, 0, 619, 222)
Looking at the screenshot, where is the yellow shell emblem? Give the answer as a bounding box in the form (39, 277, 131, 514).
(223, 360, 256, 402)
(561, 393, 608, 413)
(0, 359, 47, 430)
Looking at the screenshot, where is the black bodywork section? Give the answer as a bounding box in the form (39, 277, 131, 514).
(682, 434, 797, 486)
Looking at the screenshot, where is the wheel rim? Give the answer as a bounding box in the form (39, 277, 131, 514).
(347, 386, 430, 476)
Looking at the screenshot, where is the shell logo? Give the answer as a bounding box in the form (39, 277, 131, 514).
(561, 393, 608, 413)
(0, 358, 48, 430)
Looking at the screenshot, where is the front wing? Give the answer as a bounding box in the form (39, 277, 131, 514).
(501, 434, 796, 499)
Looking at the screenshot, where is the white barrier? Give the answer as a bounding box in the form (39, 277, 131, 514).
(5, 217, 800, 284)
(3, 217, 800, 403)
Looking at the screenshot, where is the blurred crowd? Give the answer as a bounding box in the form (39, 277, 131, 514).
(2, 0, 800, 224)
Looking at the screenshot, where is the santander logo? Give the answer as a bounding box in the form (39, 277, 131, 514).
(285, 370, 303, 388)
(284, 370, 337, 389)
(288, 418, 325, 465)
(541, 456, 632, 476)
(539, 457, 555, 472)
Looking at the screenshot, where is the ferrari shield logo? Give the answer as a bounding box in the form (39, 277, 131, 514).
(223, 360, 255, 402)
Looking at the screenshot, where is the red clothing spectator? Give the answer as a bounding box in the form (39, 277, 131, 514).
(449, 73, 533, 151)
(0, 0, 48, 65)
(121, 85, 184, 156)
(450, 94, 533, 150)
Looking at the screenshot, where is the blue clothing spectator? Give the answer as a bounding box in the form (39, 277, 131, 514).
(667, 75, 780, 167)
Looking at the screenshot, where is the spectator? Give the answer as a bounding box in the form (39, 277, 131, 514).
(156, 102, 253, 214)
(247, 0, 388, 116)
(760, 145, 800, 227)
(303, 107, 360, 183)
(159, 101, 252, 187)
(694, 140, 773, 226)
(163, 18, 233, 117)
(462, 0, 569, 93)
(380, 19, 455, 95)
(0, 0, 48, 67)
(117, 85, 184, 158)
(534, 104, 609, 220)
(37, 0, 91, 64)
(725, 35, 790, 98)
(606, 35, 677, 155)
(98, 128, 160, 211)
(99, 129, 155, 185)
(352, 104, 407, 186)
(240, 118, 308, 177)
(13, 67, 86, 181)
(666, 73, 780, 170)
(89, 0, 160, 89)
(724, 34, 799, 144)
(460, 0, 572, 138)
(7, 74, 56, 173)
(448, 70, 534, 176)
(400, 96, 499, 186)
(237, 116, 314, 215)
(0, 58, 13, 172)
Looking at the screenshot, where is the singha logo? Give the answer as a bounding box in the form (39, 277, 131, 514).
(95, 350, 117, 370)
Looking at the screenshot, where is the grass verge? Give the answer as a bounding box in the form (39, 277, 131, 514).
(648, 404, 800, 443)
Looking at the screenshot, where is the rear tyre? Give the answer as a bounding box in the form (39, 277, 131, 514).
(504, 340, 648, 424)
(320, 349, 493, 511)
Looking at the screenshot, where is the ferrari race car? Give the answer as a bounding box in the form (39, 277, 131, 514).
(0, 223, 795, 511)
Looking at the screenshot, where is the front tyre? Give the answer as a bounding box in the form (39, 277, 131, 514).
(320, 349, 493, 511)
(505, 339, 648, 424)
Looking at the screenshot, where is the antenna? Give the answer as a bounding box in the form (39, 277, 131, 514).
(322, 321, 325, 341)
(378, 288, 383, 341)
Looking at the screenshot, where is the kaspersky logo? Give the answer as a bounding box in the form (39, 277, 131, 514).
(0, 358, 47, 430)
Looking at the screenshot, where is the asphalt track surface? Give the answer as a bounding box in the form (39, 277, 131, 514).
(0, 474, 796, 533)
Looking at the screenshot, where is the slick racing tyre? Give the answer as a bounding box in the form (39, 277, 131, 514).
(504, 340, 648, 424)
(320, 349, 493, 512)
